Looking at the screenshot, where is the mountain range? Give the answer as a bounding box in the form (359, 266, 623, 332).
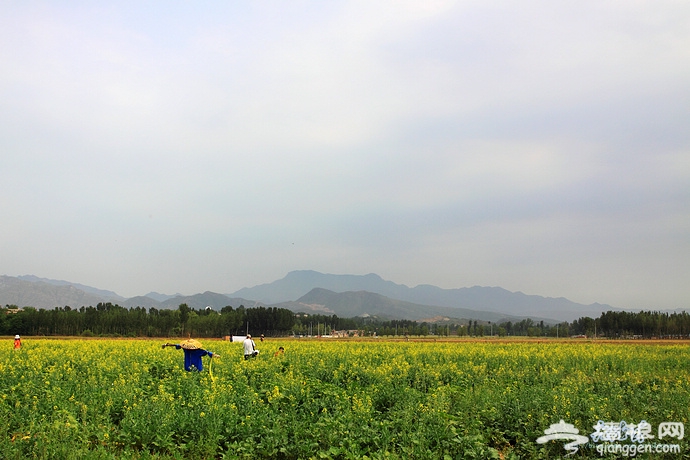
(271, 288, 545, 323)
(1, 271, 621, 322)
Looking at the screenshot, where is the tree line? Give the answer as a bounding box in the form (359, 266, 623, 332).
(570, 310, 690, 338)
(1, 303, 294, 338)
(2, 303, 688, 339)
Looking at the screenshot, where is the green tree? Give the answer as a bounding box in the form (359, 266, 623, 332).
(178, 304, 190, 336)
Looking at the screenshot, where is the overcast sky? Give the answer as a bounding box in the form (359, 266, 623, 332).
(1, 1, 688, 310)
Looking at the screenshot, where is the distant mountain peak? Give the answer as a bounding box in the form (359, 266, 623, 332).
(2, 271, 622, 322)
(144, 292, 182, 302)
(231, 271, 618, 322)
(16, 275, 124, 302)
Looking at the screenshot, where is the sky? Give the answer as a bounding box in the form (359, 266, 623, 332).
(1, 1, 689, 310)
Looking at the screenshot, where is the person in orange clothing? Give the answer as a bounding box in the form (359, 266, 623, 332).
(14, 335, 21, 349)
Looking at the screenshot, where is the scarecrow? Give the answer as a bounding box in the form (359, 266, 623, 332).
(162, 338, 219, 371)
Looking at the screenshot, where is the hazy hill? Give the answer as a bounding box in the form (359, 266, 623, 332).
(158, 292, 257, 311)
(124, 292, 257, 310)
(2, 276, 255, 312)
(1, 276, 106, 309)
(231, 270, 616, 322)
(231, 271, 403, 304)
(17, 275, 125, 303)
(144, 292, 182, 302)
(402, 284, 613, 323)
(275, 288, 545, 323)
(2, 271, 620, 322)
(121, 296, 163, 309)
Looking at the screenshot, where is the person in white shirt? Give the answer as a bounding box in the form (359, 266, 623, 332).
(243, 334, 259, 360)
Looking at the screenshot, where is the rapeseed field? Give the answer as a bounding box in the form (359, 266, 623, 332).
(1, 338, 688, 459)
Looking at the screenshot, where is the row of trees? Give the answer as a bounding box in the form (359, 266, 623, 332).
(357, 312, 688, 339)
(571, 310, 690, 338)
(2, 303, 688, 339)
(1, 303, 295, 338)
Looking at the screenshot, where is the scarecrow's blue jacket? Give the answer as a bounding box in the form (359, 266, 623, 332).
(174, 345, 214, 371)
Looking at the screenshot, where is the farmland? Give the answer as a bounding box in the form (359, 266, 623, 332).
(1, 338, 689, 459)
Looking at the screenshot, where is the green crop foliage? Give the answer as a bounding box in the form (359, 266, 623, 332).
(1, 339, 688, 459)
